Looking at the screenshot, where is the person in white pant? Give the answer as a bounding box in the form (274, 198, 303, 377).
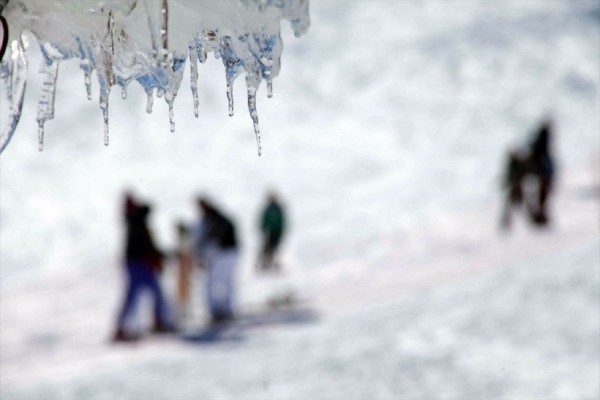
(193, 197, 239, 324)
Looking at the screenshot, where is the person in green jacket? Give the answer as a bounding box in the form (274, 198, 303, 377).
(259, 192, 286, 272)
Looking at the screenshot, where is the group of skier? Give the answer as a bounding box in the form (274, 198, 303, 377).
(112, 192, 286, 342)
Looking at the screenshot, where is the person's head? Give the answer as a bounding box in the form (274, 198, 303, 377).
(138, 203, 151, 219)
(267, 190, 279, 204)
(196, 196, 216, 216)
(176, 221, 189, 237)
(123, 191, 137, 216)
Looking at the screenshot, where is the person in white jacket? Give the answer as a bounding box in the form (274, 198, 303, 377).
(193, 197, 239, 324)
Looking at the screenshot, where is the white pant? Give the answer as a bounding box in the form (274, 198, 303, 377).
(205, 249, 238, 318)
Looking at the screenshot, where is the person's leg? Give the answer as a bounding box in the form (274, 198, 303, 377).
(259, 237, 272, 271)
(206, 259, 222, 322)
(538, 178, 552, 223)
(114, 262, 143, 339)
(177, 254, 192, 323)
(139, 265, 172, 331)
(270, 236, 282, 270)
(207, 252, 236, 322)
(222, 250, 238, 319)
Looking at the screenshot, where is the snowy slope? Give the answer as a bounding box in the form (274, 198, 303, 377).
(1, 1, 599, 399)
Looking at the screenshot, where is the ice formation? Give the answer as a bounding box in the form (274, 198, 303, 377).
(0, 0, 310, 155)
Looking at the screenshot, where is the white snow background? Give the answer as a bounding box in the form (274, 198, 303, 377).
(1, 1, 599, 399)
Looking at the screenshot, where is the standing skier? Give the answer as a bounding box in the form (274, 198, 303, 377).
(500, 149, 528, 230)
(258, 192, 286, 272)
(113, 193, 173, 342)
(193, 197, 239, 324)
(528, 119, 555, 225)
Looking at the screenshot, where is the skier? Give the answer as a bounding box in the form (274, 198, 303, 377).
(500, 149, 528, 230)
(193, 197, 239, 324)
(527, 119, 555, 225)
(258, 192, 286, 272)
(499, 119, 557, 231)
(113, 194, 173, 342)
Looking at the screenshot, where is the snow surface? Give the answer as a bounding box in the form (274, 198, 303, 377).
(1, 1, 599, 399)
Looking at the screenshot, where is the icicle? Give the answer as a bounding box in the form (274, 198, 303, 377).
(160, 0, 168, 63)
(165, 92, 176, 132)
(145, 0, 169, 66)
(2, 62, 12, 106)
(99, 87, 110, 145)
(196, 41, 207, 64)
(37, 121, 44, 152)
(121, 86, 127, 99)
(188, 42, 199, 117)
(108, 11, 115, 55)
(226, 77, 234, 117)
(6, 58, 14, 106)
(36, 60, 59, 152)
(0, 39, 28, 154)
(84, 70, 92, 100)
(77, 36, 94, 101)
(247, 86, 262, 156)
(267, 80, 273, 98)
(103, 107, 109, 145)
(221, 36, 242, 118)
(145, 89, 154, 113)
(168, 103, 175, 132)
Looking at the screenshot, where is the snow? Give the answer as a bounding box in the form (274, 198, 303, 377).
(1, 1, 599, 399)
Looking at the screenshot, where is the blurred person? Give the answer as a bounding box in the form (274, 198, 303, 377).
(258, 192, 286, 272)
(113, 194, 173, 342)
(500, 149, 528, 230)
(193, 197, 239, 324)
(527, 119, 556, 225)
(174, 221, 193, 324)
(500, 119, 556, 230)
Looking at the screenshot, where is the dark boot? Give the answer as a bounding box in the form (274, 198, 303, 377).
(112, 328, 140, 343)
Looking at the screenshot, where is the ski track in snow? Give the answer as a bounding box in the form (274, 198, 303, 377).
(1, 1, 599, 399)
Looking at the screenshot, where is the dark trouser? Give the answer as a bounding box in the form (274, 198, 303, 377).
(117, 261, 170, 332)
(501, 184, 523, 229)
(260, 234, 281, 271)
(531, 177, 552, 225)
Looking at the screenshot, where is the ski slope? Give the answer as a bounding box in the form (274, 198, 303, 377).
(1, 1, 599, 399)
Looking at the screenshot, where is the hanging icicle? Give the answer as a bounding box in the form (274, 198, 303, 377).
(188, 42, 199, 118)
(0, 0, 311, 155)
(145, 88, 154, 114)
(99, 86, 110, 145)
(36, 59, 59, 151)
(247, 86, 261, 156)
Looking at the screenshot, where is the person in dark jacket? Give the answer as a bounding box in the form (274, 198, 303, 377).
(193, 197, 239, 324)
(258, 192, 286, 271)
(500, 150, 528, 230)
(527, 119, 555, 225)
(113, 194, 172, 342)
(499, 119, 557, 231)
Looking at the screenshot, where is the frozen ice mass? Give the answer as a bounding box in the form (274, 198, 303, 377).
(0, 0, 310, 155)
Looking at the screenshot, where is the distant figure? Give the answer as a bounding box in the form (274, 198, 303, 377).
(500, 119, 556, 230)
(258, 192, 286, 272)
(527, 119, 555, 225)
(174, 222, 193, 324)
(500, 150, 529, 229)
(193, 197, 239, 324)
(113, 194, 173, 342)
